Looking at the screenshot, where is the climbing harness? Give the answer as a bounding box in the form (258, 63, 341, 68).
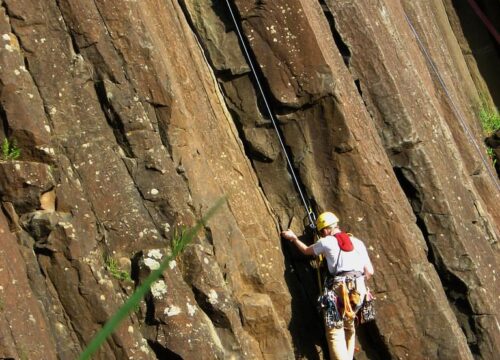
(317, 232, 373, 328)
(404, 12, 500, 192)
(319, 273, 363, 328)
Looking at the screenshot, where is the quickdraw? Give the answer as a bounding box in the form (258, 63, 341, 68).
(317, 287, 343, 329)
(359, 289, 376, 324)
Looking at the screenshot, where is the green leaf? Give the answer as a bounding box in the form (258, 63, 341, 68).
(479, 100, 500, 136)
(10, 147, 20, 160)
(78, 197, 226, 360)
(1, 138, 9, 159)
(1, 138, 21, 160)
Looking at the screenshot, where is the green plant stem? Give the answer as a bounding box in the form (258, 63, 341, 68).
(79, 254, 174, 360)
(78, 197, 225, 360)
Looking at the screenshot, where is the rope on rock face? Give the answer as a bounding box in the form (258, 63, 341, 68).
(404, 12, 500, 192)
(223, 0, 317, 227)
(224, 0, 324, 295)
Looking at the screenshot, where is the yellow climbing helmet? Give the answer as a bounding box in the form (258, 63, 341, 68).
(316, 212, 339, 231)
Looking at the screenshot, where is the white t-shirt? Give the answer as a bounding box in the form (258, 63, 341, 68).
(312, 235, 371, 275)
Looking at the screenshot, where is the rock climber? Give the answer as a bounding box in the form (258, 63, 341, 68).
(281, 211, 374, 360)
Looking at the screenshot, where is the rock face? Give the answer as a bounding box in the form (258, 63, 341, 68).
(0, 1, 498, 359)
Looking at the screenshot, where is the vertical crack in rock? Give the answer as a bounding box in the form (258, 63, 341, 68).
(213, 12, 319, 214)
(191, 286, 231, 328)
(144, 292, 158, 326)
(0, 1, 21, 22)
(54, 0, 78, 53)
(67, 30, 81, 56)
(1, 1, 67, 168)
(176, 0, 316, 210)
(90, 0, 129, 83)
(154, 105, 173, 161)
(225, 102, 271, 163)
(393, 166, 479, 356)
(177, 0, 222, 76)
(52, 1, 133, 158)
(352, 78, 373, 117)
(93, 80, 134, 158)
(472, 200, 498, 246)
(316, 0, 372, 119)
(1, 2, 56, 138)
(317, 0, 351, 67)
(0, 102, 9, 138)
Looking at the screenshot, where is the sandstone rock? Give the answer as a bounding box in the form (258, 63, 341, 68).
(137, 248, 228, 359)
(0, 211, 58, 360)
(180, 0, 250, 75)
(0, 161, 55, 212)
(0, 0, 498, 359)
(235, 0, 335, 108)
(240, 293, 294, 359)
(0, 12, 53, 163)
(324, 0, 499, 357)
(39, 189, 56, 212)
